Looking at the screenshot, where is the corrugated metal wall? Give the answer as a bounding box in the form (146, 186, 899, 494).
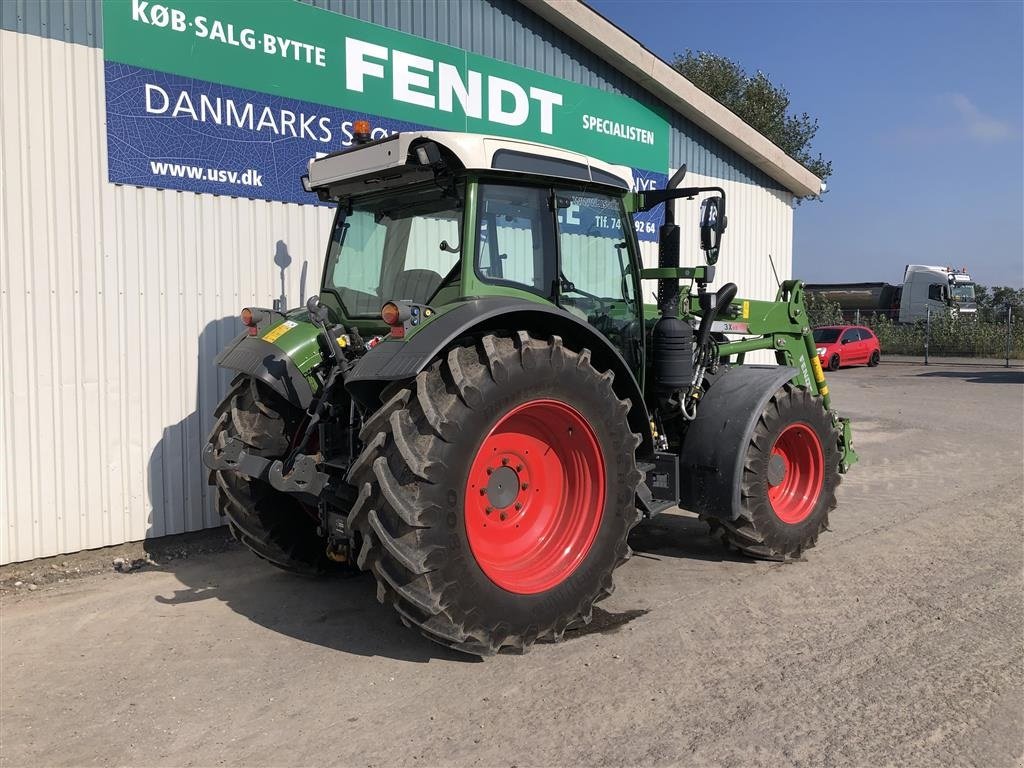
(1, 31, 334, 562)
(0, 0, 794, 564)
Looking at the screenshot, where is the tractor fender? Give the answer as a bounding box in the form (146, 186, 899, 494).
(677, 364, 798, 520)
(345, 296, 652, 453)
(215, 333, 315, 409)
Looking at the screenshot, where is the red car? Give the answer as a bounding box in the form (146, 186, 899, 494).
(813, 325, 881, 371)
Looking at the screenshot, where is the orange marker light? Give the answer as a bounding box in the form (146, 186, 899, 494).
(353, 120, 371, 144)
(381, 302, 401, 326)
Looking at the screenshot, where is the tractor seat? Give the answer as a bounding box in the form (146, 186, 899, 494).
(389, 269, 444, 305)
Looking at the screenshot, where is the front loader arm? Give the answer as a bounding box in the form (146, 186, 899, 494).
(686, 278, 859, 473)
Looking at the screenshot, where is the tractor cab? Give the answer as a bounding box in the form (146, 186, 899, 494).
(307, 130, 644, 374)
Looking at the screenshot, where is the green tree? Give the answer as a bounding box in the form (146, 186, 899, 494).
(805, 292, 843, 327)
(672, 50, 832, 190)
(973, 284, 1024, 321)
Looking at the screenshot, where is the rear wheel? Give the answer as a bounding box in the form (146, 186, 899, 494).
(704, 384, 840, 560)
(208, 375, 339, 576)
(868, 349, 881, 367)
(347, 332, 642, 655)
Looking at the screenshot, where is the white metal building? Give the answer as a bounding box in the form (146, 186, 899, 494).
(0, 0, 822, 564)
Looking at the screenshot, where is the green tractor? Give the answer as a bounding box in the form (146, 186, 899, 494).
(203, 129, 858, 654)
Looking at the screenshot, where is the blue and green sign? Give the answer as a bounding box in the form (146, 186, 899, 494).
(102, 0, 669, 238)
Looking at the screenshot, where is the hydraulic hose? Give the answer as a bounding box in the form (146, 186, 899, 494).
(695, 282, 738, 351)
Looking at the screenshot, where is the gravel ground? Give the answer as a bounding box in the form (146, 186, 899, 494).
(2, 362, 1022, 768)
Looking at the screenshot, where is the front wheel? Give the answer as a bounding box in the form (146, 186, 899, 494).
(704, 384, 840, 560)
(828, 353, 841, 371)
(346, 332, 642, 655)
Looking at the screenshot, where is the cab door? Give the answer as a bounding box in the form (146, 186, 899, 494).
(554, 188, 643, 376)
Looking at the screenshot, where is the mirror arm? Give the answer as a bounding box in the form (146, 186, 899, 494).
(637, 186, 727, 214)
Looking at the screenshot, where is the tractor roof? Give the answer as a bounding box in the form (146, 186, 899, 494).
(305, 131, 634, 197)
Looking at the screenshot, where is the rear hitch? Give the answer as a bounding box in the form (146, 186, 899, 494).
(268, 454, 330, 497)
(202, 434, 273, 480)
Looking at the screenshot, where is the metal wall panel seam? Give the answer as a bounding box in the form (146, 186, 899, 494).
(57, 27, 81, 556)
(0, 34, 13, 562)
(23, 30, 48, 561)
(12, 29, 32, 561)
(0, 34, 16, 561)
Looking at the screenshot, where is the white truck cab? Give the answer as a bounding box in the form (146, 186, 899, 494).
(899, 265, 976, 323)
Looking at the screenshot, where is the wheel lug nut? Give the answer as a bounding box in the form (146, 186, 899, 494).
(521, 483, 529, 490)
(499, 512, 507, 521)
(501, 457, 509, 466)
(479, 488, 487, 495)
(485, 506, 493, 515)
(515, 502, 522, 511)
(486, 467, 493, 475)
(516, 464, 523, 471)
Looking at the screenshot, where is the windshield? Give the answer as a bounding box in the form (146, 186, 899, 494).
(323, 183, 463, 317)
(951, 283, 975, 303)
(813, 328, 841, 343)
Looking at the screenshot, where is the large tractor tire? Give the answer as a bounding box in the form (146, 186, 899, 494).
(347, 332, 643, 655)
(208, 375, 338, 576)
(704, 384, 840, 561)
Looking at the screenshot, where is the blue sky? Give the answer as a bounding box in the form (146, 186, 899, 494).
(590, 0, 1024, 289)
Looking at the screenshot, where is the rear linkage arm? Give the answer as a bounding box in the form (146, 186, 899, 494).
(267, 296, 362, 496)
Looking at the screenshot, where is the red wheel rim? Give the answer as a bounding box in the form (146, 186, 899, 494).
(464, 399, 606, 594)
(766, 423, 824, 524)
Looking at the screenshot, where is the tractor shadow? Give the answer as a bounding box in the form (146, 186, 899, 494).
(149, 553, 478, 664)
(628, 510, 757, 564)
(145, 307, 473, 663)
(141, 511, 749, 662)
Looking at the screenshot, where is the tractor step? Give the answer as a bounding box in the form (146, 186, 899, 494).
(637, 452, 680, 518)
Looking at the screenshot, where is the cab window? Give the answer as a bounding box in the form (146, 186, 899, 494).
(475, 184, 555, 297)
(324, 183, 462, 317)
